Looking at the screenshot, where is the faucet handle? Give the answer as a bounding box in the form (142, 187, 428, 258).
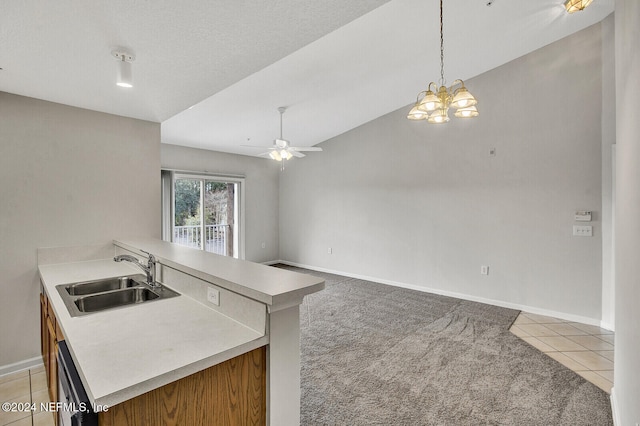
(140, 250, 155, 261)
(139, 250, 158, 286)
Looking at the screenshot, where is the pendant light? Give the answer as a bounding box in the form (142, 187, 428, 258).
(112, 50, 135, 88)
(407, 0, 478, 123)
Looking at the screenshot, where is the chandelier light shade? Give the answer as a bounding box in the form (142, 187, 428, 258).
(112, 50, 135, 88)
(407, 0, 478, 124)
(564, 0, 594, 13)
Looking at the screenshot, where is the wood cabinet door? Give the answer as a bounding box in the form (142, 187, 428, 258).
(46, 317, 57, 405)
(100, 346, 267, 426)
(40, 294, 47, 365)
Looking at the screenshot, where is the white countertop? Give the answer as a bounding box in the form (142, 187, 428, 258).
(39, 259, 268, 409)
(39, 239, 325, 410)
(114, 237, 325, 309)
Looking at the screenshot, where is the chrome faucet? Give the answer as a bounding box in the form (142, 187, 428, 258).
(114, 251, 159, 287)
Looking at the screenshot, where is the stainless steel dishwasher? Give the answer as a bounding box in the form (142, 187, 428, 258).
(57, 340, 98, 426)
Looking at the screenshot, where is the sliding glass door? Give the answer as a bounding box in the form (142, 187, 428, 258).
(172, 175, 240, 258)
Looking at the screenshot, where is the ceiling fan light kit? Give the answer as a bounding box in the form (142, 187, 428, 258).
(407, 0, 478, 123)
(269, 138, 294, 161)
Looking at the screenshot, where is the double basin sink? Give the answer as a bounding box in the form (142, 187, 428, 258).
(56, 274, 180, 317)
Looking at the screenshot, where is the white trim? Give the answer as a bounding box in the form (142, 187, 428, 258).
(610, 387, 621, 426)
(601, 144, 616, 331)
(276, 260, 606, 327)
(0, 356, 43, 377)
(600, 320, 615, 331)
(161, 168, 246, 180)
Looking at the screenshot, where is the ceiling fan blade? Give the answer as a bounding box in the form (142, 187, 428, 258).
(289, 146, 322, 152)
(289, 150, 305, 158)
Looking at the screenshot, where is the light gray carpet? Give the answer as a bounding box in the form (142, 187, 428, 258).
(277, 266, 613, 426)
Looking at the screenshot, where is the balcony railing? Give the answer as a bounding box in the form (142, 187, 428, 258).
(173, 224, 230, 256)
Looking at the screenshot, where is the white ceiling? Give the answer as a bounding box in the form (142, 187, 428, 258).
(1, 0, 613, 157)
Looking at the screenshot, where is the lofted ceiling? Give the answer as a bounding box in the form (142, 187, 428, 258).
(1, 0, 613, 157)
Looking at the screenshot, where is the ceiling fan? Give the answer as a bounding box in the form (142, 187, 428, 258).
(244, 107, 322, 164)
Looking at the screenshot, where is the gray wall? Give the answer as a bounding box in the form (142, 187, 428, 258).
(161, 144, 280, 263)
(614, 1, 640, 423)
(0, 92, 160, 368)
(279, 22, 607, 322)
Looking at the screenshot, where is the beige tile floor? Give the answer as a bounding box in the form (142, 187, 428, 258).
(0, 365, 54, 426)
(510, 312, 614, 394)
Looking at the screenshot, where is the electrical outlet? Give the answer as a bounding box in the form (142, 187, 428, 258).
(261, 242, 266, 249)
(207, 287, 220, 306)
(481, 265, 489, 275)
(328, 247, 332, 254)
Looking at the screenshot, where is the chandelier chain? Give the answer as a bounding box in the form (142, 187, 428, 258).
(439, 0, 445, 86)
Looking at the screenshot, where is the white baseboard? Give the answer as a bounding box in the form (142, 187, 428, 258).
(261, 260, 281, 266)
(610, 387, 621, 425)
(275, 260, 605, 327)
(0, 356, 43, 378)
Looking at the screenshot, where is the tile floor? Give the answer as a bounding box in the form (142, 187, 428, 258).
(0, 365, 54, 426)
(510, 312, 614, 394)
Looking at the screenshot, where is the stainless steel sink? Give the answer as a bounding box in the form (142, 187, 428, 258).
(64, 274, 147, 295)
(74, 287, 160, 313)
(56, 275, 180, 317)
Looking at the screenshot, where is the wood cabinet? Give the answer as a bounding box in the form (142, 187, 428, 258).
(46, 316, 57, 404)
(99, 346, 267, 426)
(40, 293, 47, 368)
(40, 286, 265, 426)
(40, 289, 63, 425)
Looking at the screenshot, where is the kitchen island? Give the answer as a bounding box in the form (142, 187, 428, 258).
(38, 238, 324, 425)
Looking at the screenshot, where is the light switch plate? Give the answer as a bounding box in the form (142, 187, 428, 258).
(207, 287, 220, 306)
(573, 225, 593, 237)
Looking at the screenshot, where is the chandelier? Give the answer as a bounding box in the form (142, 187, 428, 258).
(407, 0, 478, 123)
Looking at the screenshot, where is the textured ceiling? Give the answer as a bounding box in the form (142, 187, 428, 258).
(1, 0, 614, 156)
(0, 0, 391, 122)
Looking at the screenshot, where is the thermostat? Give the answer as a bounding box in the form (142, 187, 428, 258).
(575, 211, 592, 222)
